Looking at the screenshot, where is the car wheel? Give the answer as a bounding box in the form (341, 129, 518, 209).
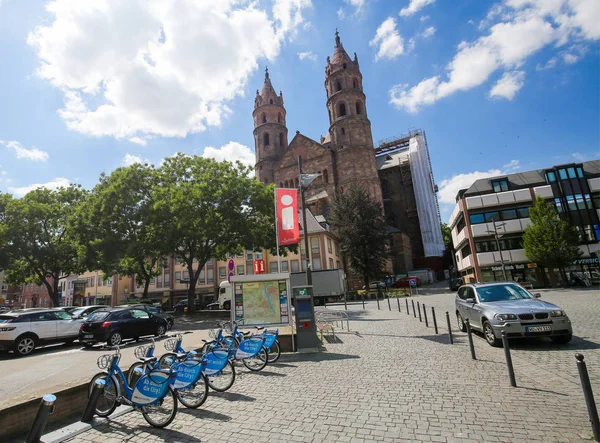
(483, 321, 502, 347)
(108, 332, 123, 346)
(167, 319, 174, 330)
(223, 301, 231, 310)
(13, 335, 37, 356)
(156, 325, 166, 337)
(84, 343, 94, 348)
(456, 313, 467, 332)
(550, 334, 572, 344)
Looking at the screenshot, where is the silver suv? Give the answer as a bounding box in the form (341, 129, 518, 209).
(0, 309, 84, 356)
(455, 282, 573, 347)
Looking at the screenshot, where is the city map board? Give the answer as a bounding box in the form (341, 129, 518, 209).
(230, 273, 291, 327)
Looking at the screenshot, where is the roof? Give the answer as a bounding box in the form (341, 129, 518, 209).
(305, 190, 329, 203)
(376, 150, 410, 171)
(299, 208, 327, 235)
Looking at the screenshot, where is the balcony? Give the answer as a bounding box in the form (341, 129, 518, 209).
(449, 203, 462, 228)
(465, 189, 532, 209)
(476, 249, 527, 267)
(471, 219, 530, 237)
(533, 185, 553, 199)
(457, 255, 474, 271)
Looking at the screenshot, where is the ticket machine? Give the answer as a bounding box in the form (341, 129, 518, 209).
(292, 285, 321, 351)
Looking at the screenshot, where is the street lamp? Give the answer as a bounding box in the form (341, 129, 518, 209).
(298, 155, 321, 286)
(487, 219, 507, 281)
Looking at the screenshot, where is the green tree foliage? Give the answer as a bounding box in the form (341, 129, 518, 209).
(0, 186, 87, 306)
(74, 163, 171, 299)
(523, 196, 582, 285)
(441, 222, 452, 250)
(155, 154, 277, 312)
(328, 184, 389, 293)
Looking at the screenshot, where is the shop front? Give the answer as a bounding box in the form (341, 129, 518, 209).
(479, 262, 543, 288)
(563, 257, 599, 286)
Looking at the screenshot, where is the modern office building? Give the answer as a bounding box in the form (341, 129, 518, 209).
(449, 160, 600, 288)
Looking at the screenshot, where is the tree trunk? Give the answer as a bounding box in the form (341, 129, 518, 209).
(143, 278, 151, 299)
(187, 262, 197, 314)
(547, 268, 557, 288)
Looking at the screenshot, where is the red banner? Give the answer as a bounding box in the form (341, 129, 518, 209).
(253, 260, 266, 274)
(276, 188, 300, 246)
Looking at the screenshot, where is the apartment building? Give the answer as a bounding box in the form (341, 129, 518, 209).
(449, 160, 600, 288)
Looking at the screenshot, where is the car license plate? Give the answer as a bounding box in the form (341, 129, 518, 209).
(84, 334, 93, 339)
(526, 325, 551, 333)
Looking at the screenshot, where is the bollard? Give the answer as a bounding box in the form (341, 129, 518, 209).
(431, 307, 438, 334)
(82, 378, 106, 423)
(423, 304, 429, 327)
(576, 353, 600, 441)
(376, 292, 380, 310)
(397, 297, 401, 312)
(405, 298, 409, 315)
(465, 318, 477, 360)
(412, 300, 416, 318)
(417, 301, 422, 322)
(26, 394, 56, 443)
(445, 311, 453, 344)
(344, 295, 348, 311)
(361, 293, 365, 309)
(501, 331, 517, 387)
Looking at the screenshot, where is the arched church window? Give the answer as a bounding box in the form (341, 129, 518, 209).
(278, 113, 282, 123)
(270, 99, 273, 104)
(339, 103, 346, 117)
(323, 169, 329, 184)
(264, 133, 270, 145)
(343, 63, 347, 69)
(341, 127, 345, 135)
(262, 113, 267, 123)
(336, 81, 342, 92)
(356, 101, 362, 115)
(353, 79, 357, 89)
(279, 133, 284, 147)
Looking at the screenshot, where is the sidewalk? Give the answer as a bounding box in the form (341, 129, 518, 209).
(62, 303, 594, 443)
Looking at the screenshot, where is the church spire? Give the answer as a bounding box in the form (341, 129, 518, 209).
(335, 28, 341, 47)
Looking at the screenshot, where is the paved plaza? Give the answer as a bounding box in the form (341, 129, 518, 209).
(64, 287, 599, 443)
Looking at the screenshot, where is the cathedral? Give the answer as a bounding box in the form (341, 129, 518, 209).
(253, 31, 445, 277)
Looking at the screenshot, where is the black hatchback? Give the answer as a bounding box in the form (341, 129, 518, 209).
(79, 307, 168, 347)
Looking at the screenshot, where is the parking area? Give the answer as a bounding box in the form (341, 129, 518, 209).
(61, 287, 599, 443)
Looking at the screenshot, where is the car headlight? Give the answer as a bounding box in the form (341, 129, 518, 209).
(495, 313, 517, 321)
(550, 310, 566, 317)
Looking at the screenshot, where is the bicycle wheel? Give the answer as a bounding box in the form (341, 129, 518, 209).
(158, 353, 177, 369)
(141, 386, 178, 428)
(267, 340, 281, 363)
(176, 373, 209, 409)
(88, 373, 119, 417)
(242, 346, 268, 372)
(127, 362, 144, 388)
(207, 360, 236, 392)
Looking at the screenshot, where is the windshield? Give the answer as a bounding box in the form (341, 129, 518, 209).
(476, 284, 534, 302)
(0, 316, 15, 323)
(70, 308, 85, 317)
(87, 311, 109, 321)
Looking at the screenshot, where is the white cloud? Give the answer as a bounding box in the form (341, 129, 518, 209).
(503, 159, 521, 171)
(421, 26, 436, 38)
(128, 136, 148, 146)
(536, 57, 557, 70)
(400, 0, 435, 17)
(8, 177, 71, 197)
(1, 140, 49, 162)
(390, 0, 600, 113)
(297, 51, 317, 61)
(370, 17, 404, 61)
(489, 70, 525, 100)
(420, 15, 430, 22)
(27, 0, 311, 141)
(337, 7, 345, 20)
(201, 141, 255, 170)
(122, 153, 145, 166)
(573, 152, 599, 162)
(303, 21, 313, 30)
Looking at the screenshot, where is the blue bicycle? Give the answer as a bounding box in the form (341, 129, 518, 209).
(226, 323, 280, 363)
(204, 323, 269, 372)
(88, 346, 178, 428)
(126, 338, 209, 409)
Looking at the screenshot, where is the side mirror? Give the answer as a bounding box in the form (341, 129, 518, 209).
(533, 293, 541, 298)
(465, 298, 475, 304)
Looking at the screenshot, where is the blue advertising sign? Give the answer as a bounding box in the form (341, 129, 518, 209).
(131, 371, 172, 405)
(172, 360, 204, 389)
(203, 350, 230, 376)
(263, 331, 278, 350)
(235, 338, 264, 359)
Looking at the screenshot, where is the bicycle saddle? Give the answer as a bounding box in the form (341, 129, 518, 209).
(140, 356, 157, 364)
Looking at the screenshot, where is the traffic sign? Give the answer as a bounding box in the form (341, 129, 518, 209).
(227, 272, 234, 284)
(228, 259, 235, 272)
(409, 279, 417, 287)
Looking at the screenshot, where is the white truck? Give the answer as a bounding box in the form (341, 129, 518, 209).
(216, 269, 347, 309)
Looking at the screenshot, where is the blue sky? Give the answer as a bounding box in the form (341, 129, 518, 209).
(0, 0, 598, 221)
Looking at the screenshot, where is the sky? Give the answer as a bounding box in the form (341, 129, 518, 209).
(0, 0, 598, 222)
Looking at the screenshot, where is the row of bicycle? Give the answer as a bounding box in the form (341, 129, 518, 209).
(88, 321, 280, 428)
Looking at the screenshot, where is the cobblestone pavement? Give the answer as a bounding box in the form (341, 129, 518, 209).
(64, 288, 598, 443)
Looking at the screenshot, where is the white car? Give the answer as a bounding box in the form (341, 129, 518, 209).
(0, 309, 84, 356)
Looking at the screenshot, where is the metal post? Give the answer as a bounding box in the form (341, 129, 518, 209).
(82, 378, 105, 423)
(465, 319, 477, 360)
(445, 311, 453, 344)
(431, 307, 438, 334)
(26, 394, 56, 443)
(298, 156, 312, 286)
(491, 219, 507, 281)
(397, 297, 401, 312)
(501, 331, 517, 387)
(417, 302, 422, 322)
(343, 294, 347, 311)
(412, 299, 416, 318)
(361, 292, 365, 309)
(387, 294, 391, 311)
(405, 298, 409, 315)
(576, 353, 600, 441)
(423, 304, 429, 327)
(376, 289, 380, 310)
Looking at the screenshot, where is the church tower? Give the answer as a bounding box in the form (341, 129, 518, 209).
(325, 31, 382, 204)
(253, 68, 288, 183)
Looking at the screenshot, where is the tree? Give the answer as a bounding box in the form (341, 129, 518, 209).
(154, 154, 277, 312)
(523, 196, 582, 287)
(74, 163, 171, 300)
(441, 223, 452, 250)
(0, 186, 87, 307)
(328, 183, 389, 295)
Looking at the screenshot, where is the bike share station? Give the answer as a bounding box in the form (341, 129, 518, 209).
(292, 285, 321, 352)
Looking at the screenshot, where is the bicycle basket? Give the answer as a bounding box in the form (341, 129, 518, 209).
(164, 338, 178, 352)
(208, 329, 218, 339)
(134, 345, 150, 360)
(97, 354, 113, 370)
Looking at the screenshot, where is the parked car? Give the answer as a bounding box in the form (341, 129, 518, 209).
(62, 305, 108, 320)
(79, 307, 168, 347)
(455, 282, 572, 347)
(115, 304, 174, 330)
(0, 309, 85, 356)
(362, 281, 386, 290)
(448, 278, 463, 291)
(392, 276, 421, 288)
(173, 299, 202, 313)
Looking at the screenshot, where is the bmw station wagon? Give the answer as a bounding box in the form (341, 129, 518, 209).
(455, 282, 573, 347)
